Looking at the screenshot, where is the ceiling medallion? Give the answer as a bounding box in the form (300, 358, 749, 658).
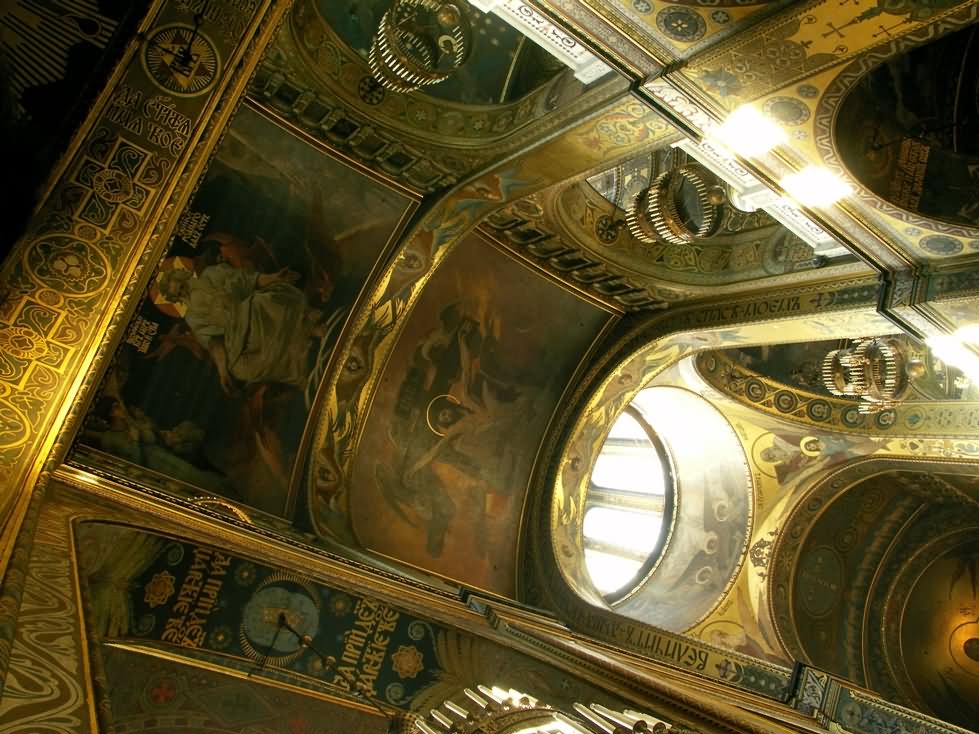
(369, 0, 473, 94)
(821, 337, 908, 414)
(626, 165, 719, 245)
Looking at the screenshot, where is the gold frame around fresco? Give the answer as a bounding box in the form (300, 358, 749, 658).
(0, 0, 293, 577)
(64, 93, 421, 526)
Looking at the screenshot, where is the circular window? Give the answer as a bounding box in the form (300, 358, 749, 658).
(583, 407, 673, 602)
(552, 386, 752, 631)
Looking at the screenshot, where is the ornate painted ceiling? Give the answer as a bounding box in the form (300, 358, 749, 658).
(2, 0, 979, 732)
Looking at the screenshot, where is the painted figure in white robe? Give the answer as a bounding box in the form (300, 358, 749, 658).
(159, 263, 326, 393)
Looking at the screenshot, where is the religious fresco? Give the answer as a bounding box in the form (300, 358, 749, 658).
(348, 234, 612, 594)
(101, 645, 386, 734)
(835, 24, 979, 230)
(77, 104, 412, 517)
(75, 521, 631, 714)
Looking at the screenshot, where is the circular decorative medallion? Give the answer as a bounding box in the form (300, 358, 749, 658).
(806, 399, 832, 422)
(763, 96, 810, 126)
(874, 408, 897, 428)
(920, 234, 964, 256)
(841, 405, 865, 427)
(797, 546, 844, 618)
(595, 214, 620, 244)
(656, 7, 707, 42)
(745, 378, 766, 402)
(633, 0, 653, 13)
(797, 84, 819, 99)
(774, 390, 799, 413)
(141, 24, 220, 97)
(358, 75, 386, 105)
(711, 10, 730, 23)
(26, 236, 109, 295)
(0, 326, 48, 360)
(93, 168, 134, 203)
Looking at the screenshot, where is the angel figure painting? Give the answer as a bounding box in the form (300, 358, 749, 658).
(350, 235, 611, 594)
(79, 104, 411, 517)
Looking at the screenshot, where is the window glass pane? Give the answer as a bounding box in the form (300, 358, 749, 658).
(584, 548, 642, 595)
(591, 445, 665, 495)
(584, 507, 662, 553)
(607, 411, 649, 441)
(583, 402, 674, 599)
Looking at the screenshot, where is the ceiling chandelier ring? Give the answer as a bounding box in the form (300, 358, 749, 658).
(647, 165, 716, 246)
(369, 0, 472, 94)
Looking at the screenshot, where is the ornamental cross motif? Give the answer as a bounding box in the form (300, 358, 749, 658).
(72, 137, 153, 231)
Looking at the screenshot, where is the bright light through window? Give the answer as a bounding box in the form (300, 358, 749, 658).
(583, 407, 671, 599)
(585, 549, 643, 595)
(584, 507, 661, 553)
(591, 412, 666, 495)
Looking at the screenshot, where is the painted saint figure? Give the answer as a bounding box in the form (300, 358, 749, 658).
(158, 259, 330, 394)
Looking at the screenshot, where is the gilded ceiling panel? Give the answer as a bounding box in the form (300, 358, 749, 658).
(74, 520, 632, 717)
(674, 0, 979, 262)
(697, 339, 979, 439)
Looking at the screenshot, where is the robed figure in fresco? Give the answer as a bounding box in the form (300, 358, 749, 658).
(158, 257, 334, 394)
(79, 106, 409, 518)
(376, 302, 536, 556)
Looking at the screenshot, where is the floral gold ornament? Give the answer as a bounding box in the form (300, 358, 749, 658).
(390, 644, 425, 679)
(144, 570, 176, 608)
(369, 0, 472, 94)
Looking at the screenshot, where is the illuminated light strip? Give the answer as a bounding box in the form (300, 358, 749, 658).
(469, 0, 612, 82)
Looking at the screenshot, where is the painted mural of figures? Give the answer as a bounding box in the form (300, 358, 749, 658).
(752, 430, 883, 485)
(78, 105, 410, 518)
(158, 258, 333, 394)
(85, 396, 229, 493)
(377, 302, 536, 556)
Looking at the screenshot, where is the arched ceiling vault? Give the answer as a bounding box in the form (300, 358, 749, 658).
(768, 459, 979, 730)
(24, 1, 979, 724)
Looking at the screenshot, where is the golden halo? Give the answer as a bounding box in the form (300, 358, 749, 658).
(799, 436, 824, 458)
(426, 394, 462, 437)
(149, 256, 196, 318)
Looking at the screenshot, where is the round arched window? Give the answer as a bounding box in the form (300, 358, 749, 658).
(553, 385, 752, 631)
(583, 406, 673, 602)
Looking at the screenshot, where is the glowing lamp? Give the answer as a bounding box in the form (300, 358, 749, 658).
(780, 166, 851, 207)
(707, 105, 787, 158)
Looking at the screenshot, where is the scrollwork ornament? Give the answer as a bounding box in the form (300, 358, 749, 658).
(25, 236, 110, 296)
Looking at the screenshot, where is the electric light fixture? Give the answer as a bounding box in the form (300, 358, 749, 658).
(780, 166, 851, 207)
(707, 105, 787, 158)
(927, 329, 979, 383)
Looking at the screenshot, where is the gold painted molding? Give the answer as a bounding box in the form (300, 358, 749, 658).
(0, 0, 292, 580)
